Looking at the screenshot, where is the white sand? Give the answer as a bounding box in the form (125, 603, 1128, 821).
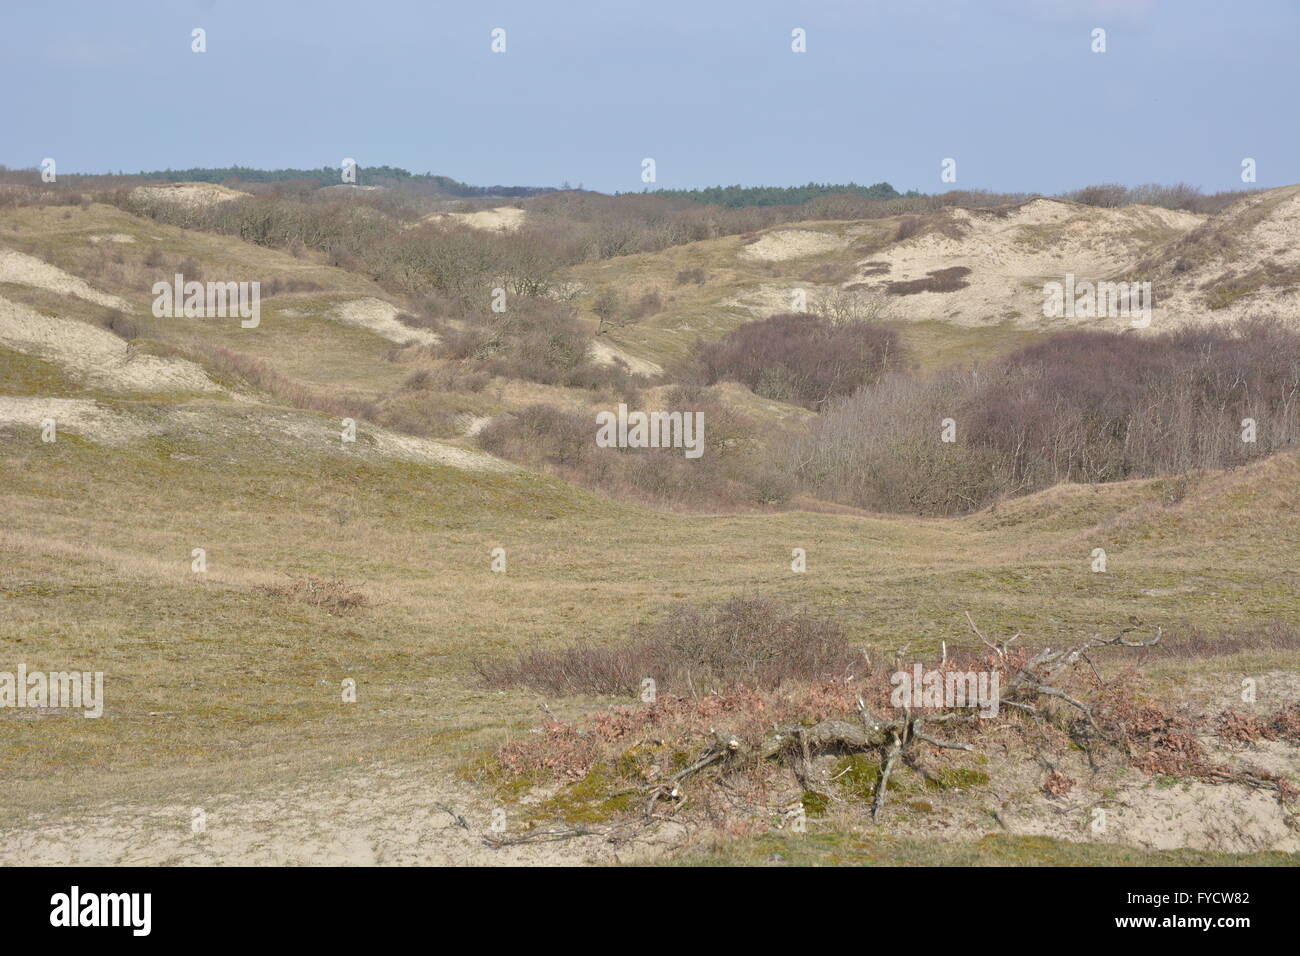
(0, 295, 221, 394)
(130, 182, 248, 208)
(334, 298, 439, 345)
(0, 248, 132, 311)
(739, 228, 848, 262)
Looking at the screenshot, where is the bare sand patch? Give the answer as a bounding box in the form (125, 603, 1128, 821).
(334, 298, 439, 345)
(723, 281, 825, 317)
(0, 248, 132, 311)
(87, 233, 136, 245)
(846, 200, 1203, 327)
(130, 182, 248, 208)
(426, 206, 527, 232)
(0, 295, 221, 394)
(0, 762, 660, 866)
(739, 228, 848, 262)
(0, 397, 155, 445)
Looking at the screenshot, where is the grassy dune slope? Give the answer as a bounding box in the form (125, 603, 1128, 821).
(2, 406, 1295, 821)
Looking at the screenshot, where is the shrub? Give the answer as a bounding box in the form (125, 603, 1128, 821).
(475, 593, 861, 696)
(478, 391, 792, 510)
(686, 312, 903, 410)
(93, 308, 140, 341)
(885, 266, 971, 296)
(793, 318, 1300, 514)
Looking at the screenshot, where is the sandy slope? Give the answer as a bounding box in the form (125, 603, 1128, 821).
(0, 248, 133, 311)
(0, 397, 517, 472)
(0, 295, 222, 394)
(333, 297, 439, 345)
(1140, 185, 1300, 321)
(843, 199, 1203, 327)
(130, 182, 249, 207)
(422, 206, 527, 232)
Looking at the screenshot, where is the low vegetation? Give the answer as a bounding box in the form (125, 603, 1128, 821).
(477, 594, 1299, 839)
(684, 312, 903, 410)
(476, 593, 861, 695)
(794, 318, 1300, 514)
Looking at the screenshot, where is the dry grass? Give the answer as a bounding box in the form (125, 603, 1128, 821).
(256, 576, 370, 615)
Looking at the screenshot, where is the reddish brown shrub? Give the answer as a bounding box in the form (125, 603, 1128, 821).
(686, 312, 903, 410)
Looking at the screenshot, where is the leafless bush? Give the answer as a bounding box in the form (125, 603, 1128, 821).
(812, 286, 893, 324)
(793, 318, 1300, 514)
(685, 312, 903, 410)
(92, 308, 140, 341)
(478, 393, 792, 509)
(625, 290, 664, 322)
(476, 593, 860, 696)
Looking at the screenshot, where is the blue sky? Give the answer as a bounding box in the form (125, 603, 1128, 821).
(2, 0, 1297, 194)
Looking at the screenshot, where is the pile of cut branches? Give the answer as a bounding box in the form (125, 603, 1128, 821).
(489, 615, 1298, 832)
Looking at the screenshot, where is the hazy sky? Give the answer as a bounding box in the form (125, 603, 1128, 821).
(3, 0, 1297, 194)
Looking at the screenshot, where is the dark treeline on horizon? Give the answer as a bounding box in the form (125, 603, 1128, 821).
(3, 163, 911, 207)
(639, 181, 906, 206)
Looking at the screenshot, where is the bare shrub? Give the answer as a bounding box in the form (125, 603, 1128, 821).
(1064, 182, 1252, 215)
(895, 216, 924, 241)
(92, 308, 140, 341)
(401, 363, 490, 393)
(885, 266, 971, 296)
(478, 392, 791, 510)
(625, 290, 664, 322)
(794, 318, 1300, 514)
(476, 593, 861, 696)
(812, 286, 893, 324)
(685, 312, 903, 410)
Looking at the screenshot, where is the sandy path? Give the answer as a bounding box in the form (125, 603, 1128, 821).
(590, 339, 663, 376)
(0, 763, 656, 866)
